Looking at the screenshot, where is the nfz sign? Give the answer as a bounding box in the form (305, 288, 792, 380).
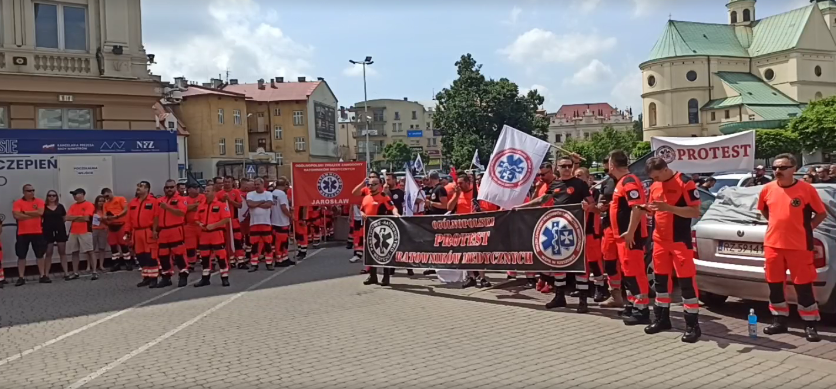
(136, 141, 155, 149)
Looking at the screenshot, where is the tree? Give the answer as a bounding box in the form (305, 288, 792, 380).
(560, 138, 597, 168)
(433, 54, 550, 169)
(787, 96, 836, 152)
(755, 129, 801, 160)
(382, 141, 413, 170)
(560, 126, 639, 166)
(632, 113, 643, 140)
(632, 141, 651, 159)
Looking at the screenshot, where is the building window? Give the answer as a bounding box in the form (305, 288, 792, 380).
(731, 10, 738, 24)
(276, 152, 283, 166)
(373, 112, 384, 122)
(34, 3, 87, 51)
(815, 91, 823, 101)
(566, 134, 572, 141)
(274, 108, 281, 116)
(724, 110, 730, 119)
(764, 68, 775, 81)
(37, 108, 93, 129)
(686, 71, 697, 82)
(219, 138, 226, 155)
(815, 65, 822, 77)
(233, 109, 241, 125)
(394, 112, 401, 121)
(218, 109, 224, 124)
(235, 138, 244, 155)
(167, 121, 175, 130)
(554, 134, 562, 143)
(426, 137, 437, 147)
(648, 103, 657, 127)
(0, 107, 6, 128)
(412, 111, 417, 120)
(743, 9, 751, 22)
(687, 99, 699, 124)
(257, 138, 267, 149)
(710, 111, 716, 121)
(748, 114, 756, 121)
(584, 132, 590, 140)
(647, 75, 656, 87)
(392, 123, 397, 133)
(293, 110, 304, 126)
(274, 126, 283, 139)
(294, 137, 306, 151)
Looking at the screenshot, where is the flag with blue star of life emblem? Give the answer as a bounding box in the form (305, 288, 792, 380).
(541, 220, 576, 257)
(477, 125, 551, 210)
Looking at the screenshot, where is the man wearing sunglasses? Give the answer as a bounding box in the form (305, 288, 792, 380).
(154, 179, 189, 288)
(360, 177, 400, 286)
(12, 184, 47, 286)
(758, 153, 827, 342)
(128, 181, 161, 288)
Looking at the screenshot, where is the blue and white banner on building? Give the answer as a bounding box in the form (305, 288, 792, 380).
(0, 129, 177, 155)
(478, 125, 550, 210)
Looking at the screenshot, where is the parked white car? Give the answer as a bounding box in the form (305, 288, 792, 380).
(693, 185, 836, 314)
(709, 173, 773, 195)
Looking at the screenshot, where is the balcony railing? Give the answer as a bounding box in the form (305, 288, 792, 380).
(352, 129, 387, 138)
(0, 49, 98, 77)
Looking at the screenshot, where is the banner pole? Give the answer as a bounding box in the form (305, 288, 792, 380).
(290, 162, 295, 246)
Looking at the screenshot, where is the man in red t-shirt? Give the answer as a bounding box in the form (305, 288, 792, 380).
(448, 174, 491, 288)
(607, 150, 651, 325)
(360, 177, 399, 286)
(218, 176, 245, 268)
(758, 153, 827, 342)
(66, 188, 96, 280)
(12, 184, 46, 286)
(644, 158, 702, 343)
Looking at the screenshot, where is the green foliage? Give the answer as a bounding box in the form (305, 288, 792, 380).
(381, 141, 413, 169)
(632, 141, 651, 159)
(754, 129, 801, 160)
(632, 113, 643, 140)
(787, 96, 836, 152)
(433, 54, 550, 169)
(560, 138, 597, 168)
(559, 126, 639, 167)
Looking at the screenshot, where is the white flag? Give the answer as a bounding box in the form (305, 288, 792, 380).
(472, 149, 484, 170)
(403, 168, 422, 216)
(413, 154, 425, 174)
(477, 125, 551, 210)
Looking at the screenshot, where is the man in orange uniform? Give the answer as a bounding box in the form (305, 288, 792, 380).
(154, 179, 190, 288)
(360, 176, 400, 286)
(758, 153, 827, 342)
(102, 188, 131, 272)
(127, 181, 160, 288)
(217, 176, 245, 267)
(608, 150, 651, 325)
(597, 156, 623, 308)
(644, 157, 702, 342)
(309, 206, 322, 248)
(194, 184, 231, 287)
(449, 174, 490, 288)
(575, 167, 608, 303)
(182, 183, 205, 271)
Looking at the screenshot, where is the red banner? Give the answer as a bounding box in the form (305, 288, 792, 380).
(291, 162, 367, 206)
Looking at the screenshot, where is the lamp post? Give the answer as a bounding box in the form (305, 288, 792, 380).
(349, 56, 373, 173)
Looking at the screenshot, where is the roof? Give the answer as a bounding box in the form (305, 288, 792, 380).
(554, 103, 616, 117)
(152, 102, 189, 136)
(719, 119, 789, 134)
(180, 84, 245, 98)
(747, 105, 803, 120)
(702, 72, 798, 109)
(819, 1, 836, 11)
(223, 81, 321, 102)
(643, 4, 814, 65)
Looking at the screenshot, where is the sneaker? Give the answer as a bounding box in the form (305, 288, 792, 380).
(349, 254, 361, 263)
(91, 273, 99, 281)
(69, 273, 80, 280)
(39, 276, 52, 284)
(15, 278, 25, 287)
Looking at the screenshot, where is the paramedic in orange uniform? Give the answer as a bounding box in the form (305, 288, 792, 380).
(102, 188, 131, 271)
(154, 179, 190, 288)
(758, 153, 827, 342)
(448, 174, 490, 288)
(182, 183, 205, 271)
(351, 171, 383, 272)
(575, 167, 608, 303)
(218, 176, 245, 267)
(127, 181, 160, 288)
(360, 177, 399, 286)
(607, 150, 651, 325)
(597, 156, 623, 308)
(194, 184, 231, 287)
(644, 157, 702, 343)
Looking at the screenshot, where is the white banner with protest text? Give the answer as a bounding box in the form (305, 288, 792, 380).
(650, 131, 755, 173)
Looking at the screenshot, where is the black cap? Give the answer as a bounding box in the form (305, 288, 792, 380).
(70, 188, 86, 196)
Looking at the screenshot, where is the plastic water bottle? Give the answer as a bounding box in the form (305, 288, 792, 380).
(748, 309, 758, 339)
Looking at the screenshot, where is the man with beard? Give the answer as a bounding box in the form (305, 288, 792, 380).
(597, 157, 624, 308)
(102, 188, 131, 271)
(128, 181, 160, 288)
(194, 184, 232, 287)
(360, 177, 400, 286)
(153, 179, 190, 287)
(519, 156, 594, 313)
(246, 178, 275, 271)
(217, 176, 245, 268)
(747, 165, 772, 187)
(182, 183, 205, 271)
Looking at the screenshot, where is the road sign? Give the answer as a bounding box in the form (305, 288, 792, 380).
(246, 165, 256, 175)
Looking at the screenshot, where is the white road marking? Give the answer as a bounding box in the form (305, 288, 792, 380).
(65, 248, 323, 389)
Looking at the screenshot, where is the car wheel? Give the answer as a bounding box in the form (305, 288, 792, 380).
(699, 291, 728, 307)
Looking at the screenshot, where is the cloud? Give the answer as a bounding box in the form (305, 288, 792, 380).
(564, 59, 614, 86)
(502, 6, 523, 25)
(521, 84, 558, 111)
(610, 71, 643, 112)
(575, 0, 602, 14)
(632, 0, 665, 17)
(343, 63, 379, 78)
(144, 0, 314, 84)
(499, 28, 617, 65)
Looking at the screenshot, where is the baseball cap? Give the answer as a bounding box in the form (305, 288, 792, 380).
(70, 188, 86, 196)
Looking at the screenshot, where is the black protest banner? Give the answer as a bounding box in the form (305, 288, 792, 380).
(363, 205, 587, 272)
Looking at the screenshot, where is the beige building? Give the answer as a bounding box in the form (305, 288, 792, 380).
(641, 0, 836, 140)
(0, 0, 159, 130)
(347, 98, 443, 170)
(548, 103, 633, 145)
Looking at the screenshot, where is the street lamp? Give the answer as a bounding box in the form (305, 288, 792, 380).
(349, 56, 373, 173)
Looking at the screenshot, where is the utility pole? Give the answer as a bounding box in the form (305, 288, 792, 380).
(349, 56, 374, 173)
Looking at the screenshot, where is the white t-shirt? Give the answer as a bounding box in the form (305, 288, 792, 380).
(246, 190, 273, 226)
(239, 193, 249, 222)
(271, 189, 291, 227)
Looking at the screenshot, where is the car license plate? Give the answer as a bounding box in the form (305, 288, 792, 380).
(717, 241, 764, 257)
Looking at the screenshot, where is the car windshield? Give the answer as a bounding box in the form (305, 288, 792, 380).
(709, 179, 740, 194)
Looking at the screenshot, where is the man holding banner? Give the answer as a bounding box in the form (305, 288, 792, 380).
(360, 176, 400, 286)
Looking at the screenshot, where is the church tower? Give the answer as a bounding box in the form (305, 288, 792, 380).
(727, 0, 756, 25)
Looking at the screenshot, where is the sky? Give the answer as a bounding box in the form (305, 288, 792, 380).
(141, 0, 811, 115)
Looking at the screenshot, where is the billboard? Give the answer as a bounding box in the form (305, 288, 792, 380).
(407, 130, 422, 137)
(314, 101, 337, 141)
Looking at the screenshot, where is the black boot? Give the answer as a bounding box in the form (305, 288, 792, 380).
(569, 290, 581, 298)
(363, 274, 378, 285)
(178, 274, 189, 287)
(623, 308, 651, 325)
(152, 276, 172, 288)
(462, 277, 477, 289)
(248, 263, 259, 272)
(194, 275, 211, 287)
(380, 271, 391, 287)
(619, 305, 633, 319)
(407, 269, 414, 276)
(593, 285, 607, 303)
(525, 278, 537, 289)
(763, 316, 789, 335)
(124, 261, 134, 272)
(147, 277, 158, 288)
(221, 277, 230, 287)
(805, 323, 821, 342)
(681, 312, 701, 343)
(110, 259, 123, 272)
(545, 289, 567, 309)
(577, 291, 589, 314)
(644, 306, 672, 334)
(136, 277, 152, 287)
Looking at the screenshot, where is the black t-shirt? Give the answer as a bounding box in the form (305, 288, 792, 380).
(389, 188, 405, 214)
(751, 175, 772, 186)
(586, 187, 601, 236)
(546, 177, 590, 205)
(425, 184, 448, 215)
(599, 176, 615, 229)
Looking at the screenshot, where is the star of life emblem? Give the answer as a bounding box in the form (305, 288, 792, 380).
(317, 173, 343, 198)
(532, 208, 584, 268)
(366, 218, 400, 265)
(488, 148, 534, 189)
